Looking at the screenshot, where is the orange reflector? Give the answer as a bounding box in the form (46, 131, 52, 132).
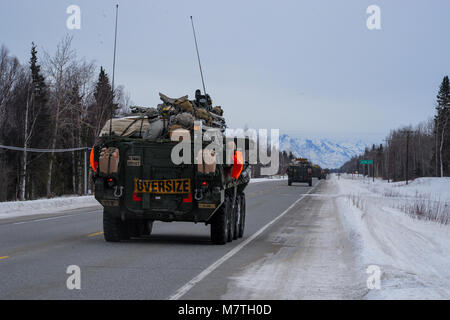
(232, 150, 244, 179)
(90, 148, 98, 173)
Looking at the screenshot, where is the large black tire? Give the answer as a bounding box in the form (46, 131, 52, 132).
(232, 195, 240, 240)
(210, 196, 230, 245)
(308, 180, 312, 187)
(238, 193, 246, 238)
(103, 209, 127, 242)
(227, 197, 235, 242)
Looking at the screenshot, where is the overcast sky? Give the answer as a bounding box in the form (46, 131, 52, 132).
(1, 0, 449, 142)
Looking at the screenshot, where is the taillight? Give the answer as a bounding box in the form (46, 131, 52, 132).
(107, 178, 115, 187)
(183, 193, 193, 203)
(133, 193, 142, 202)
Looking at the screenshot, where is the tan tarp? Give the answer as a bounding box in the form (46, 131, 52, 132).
(100, 117, 150, 137)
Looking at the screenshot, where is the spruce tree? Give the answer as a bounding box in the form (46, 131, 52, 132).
(436, 76, 450, 108)
(435, 76, 450, 177)
(87, 67, 116, 143)
(28, 43, 51, 199)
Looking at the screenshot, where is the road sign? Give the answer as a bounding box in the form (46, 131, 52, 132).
(360, 160, 373, 165)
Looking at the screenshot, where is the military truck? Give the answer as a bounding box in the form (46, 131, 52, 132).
(287, 158, 312, 186)
(312, 165, 325, 180)
(91, 91, 251, 245)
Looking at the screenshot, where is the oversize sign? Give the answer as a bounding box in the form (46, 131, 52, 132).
(134, 178, 191, 194)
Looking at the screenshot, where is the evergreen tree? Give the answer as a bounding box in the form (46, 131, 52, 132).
(28, 43, 51, 199)
(435, 76, 450, 177)
(87, 67, 116, 143)
(29, 42, 50, 148)
(436, 76, 450, 107)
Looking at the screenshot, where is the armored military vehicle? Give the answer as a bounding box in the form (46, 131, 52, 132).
(312, 165, 325, 180)
(287, 158, 312, 186)
(91, 91, 251, 245)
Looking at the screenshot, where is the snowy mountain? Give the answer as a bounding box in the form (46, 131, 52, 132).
(279, 134, 369, 169)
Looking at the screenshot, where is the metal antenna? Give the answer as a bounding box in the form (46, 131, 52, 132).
(190, 16, 207, 95)
(110, 4, 119, 136)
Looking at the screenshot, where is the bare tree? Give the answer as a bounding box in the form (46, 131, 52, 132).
(44, 35, 78, 196)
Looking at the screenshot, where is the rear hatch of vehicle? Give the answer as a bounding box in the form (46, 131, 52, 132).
(293, 166, 309, 180)
(121, 141, 194, 214)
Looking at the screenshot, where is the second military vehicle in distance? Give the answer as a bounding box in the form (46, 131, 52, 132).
(91, 91, 251, 245)
(287, 158, 313, 186)
(312, 164, 325, 180)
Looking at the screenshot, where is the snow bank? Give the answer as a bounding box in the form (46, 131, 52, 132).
(357, 175, 450, 202)
(0, 195, 99, 219)
(333, 174, 450, 299)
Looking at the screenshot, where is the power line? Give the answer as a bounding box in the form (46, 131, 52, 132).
(0, 145, 90, 153)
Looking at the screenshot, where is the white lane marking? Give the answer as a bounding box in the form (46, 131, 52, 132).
(10, 210, 102, 225)
(168, 182, 320, 300)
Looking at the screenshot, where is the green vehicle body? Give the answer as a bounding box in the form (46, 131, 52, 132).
(287, 163, 312, 186)
(93, 135, 251, 244)
(312, 166, 325, 180)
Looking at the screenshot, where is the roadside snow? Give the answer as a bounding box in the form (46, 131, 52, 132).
(223, 174, 450, 299)
(334, 174, 450, 299)
(359, 175, 450, 202)
(0, 195, 99, 219)
(222, 180, 366, 299)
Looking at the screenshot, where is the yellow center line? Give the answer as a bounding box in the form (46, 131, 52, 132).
(88, 231, 104, 237)
(0, 256, 9, 260)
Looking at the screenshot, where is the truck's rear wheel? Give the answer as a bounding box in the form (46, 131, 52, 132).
(232, 195, 240, 240)
(227, 196, 235, 242)
(103, 209, 127, 242)
(210, 196, 230, 245)
(238, 193, 246, 238)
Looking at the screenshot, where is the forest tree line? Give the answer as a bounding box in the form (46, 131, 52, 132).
(0, 35, 295, 202)
(340, 76, 450, 181)
(0, 36, 130, 202)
